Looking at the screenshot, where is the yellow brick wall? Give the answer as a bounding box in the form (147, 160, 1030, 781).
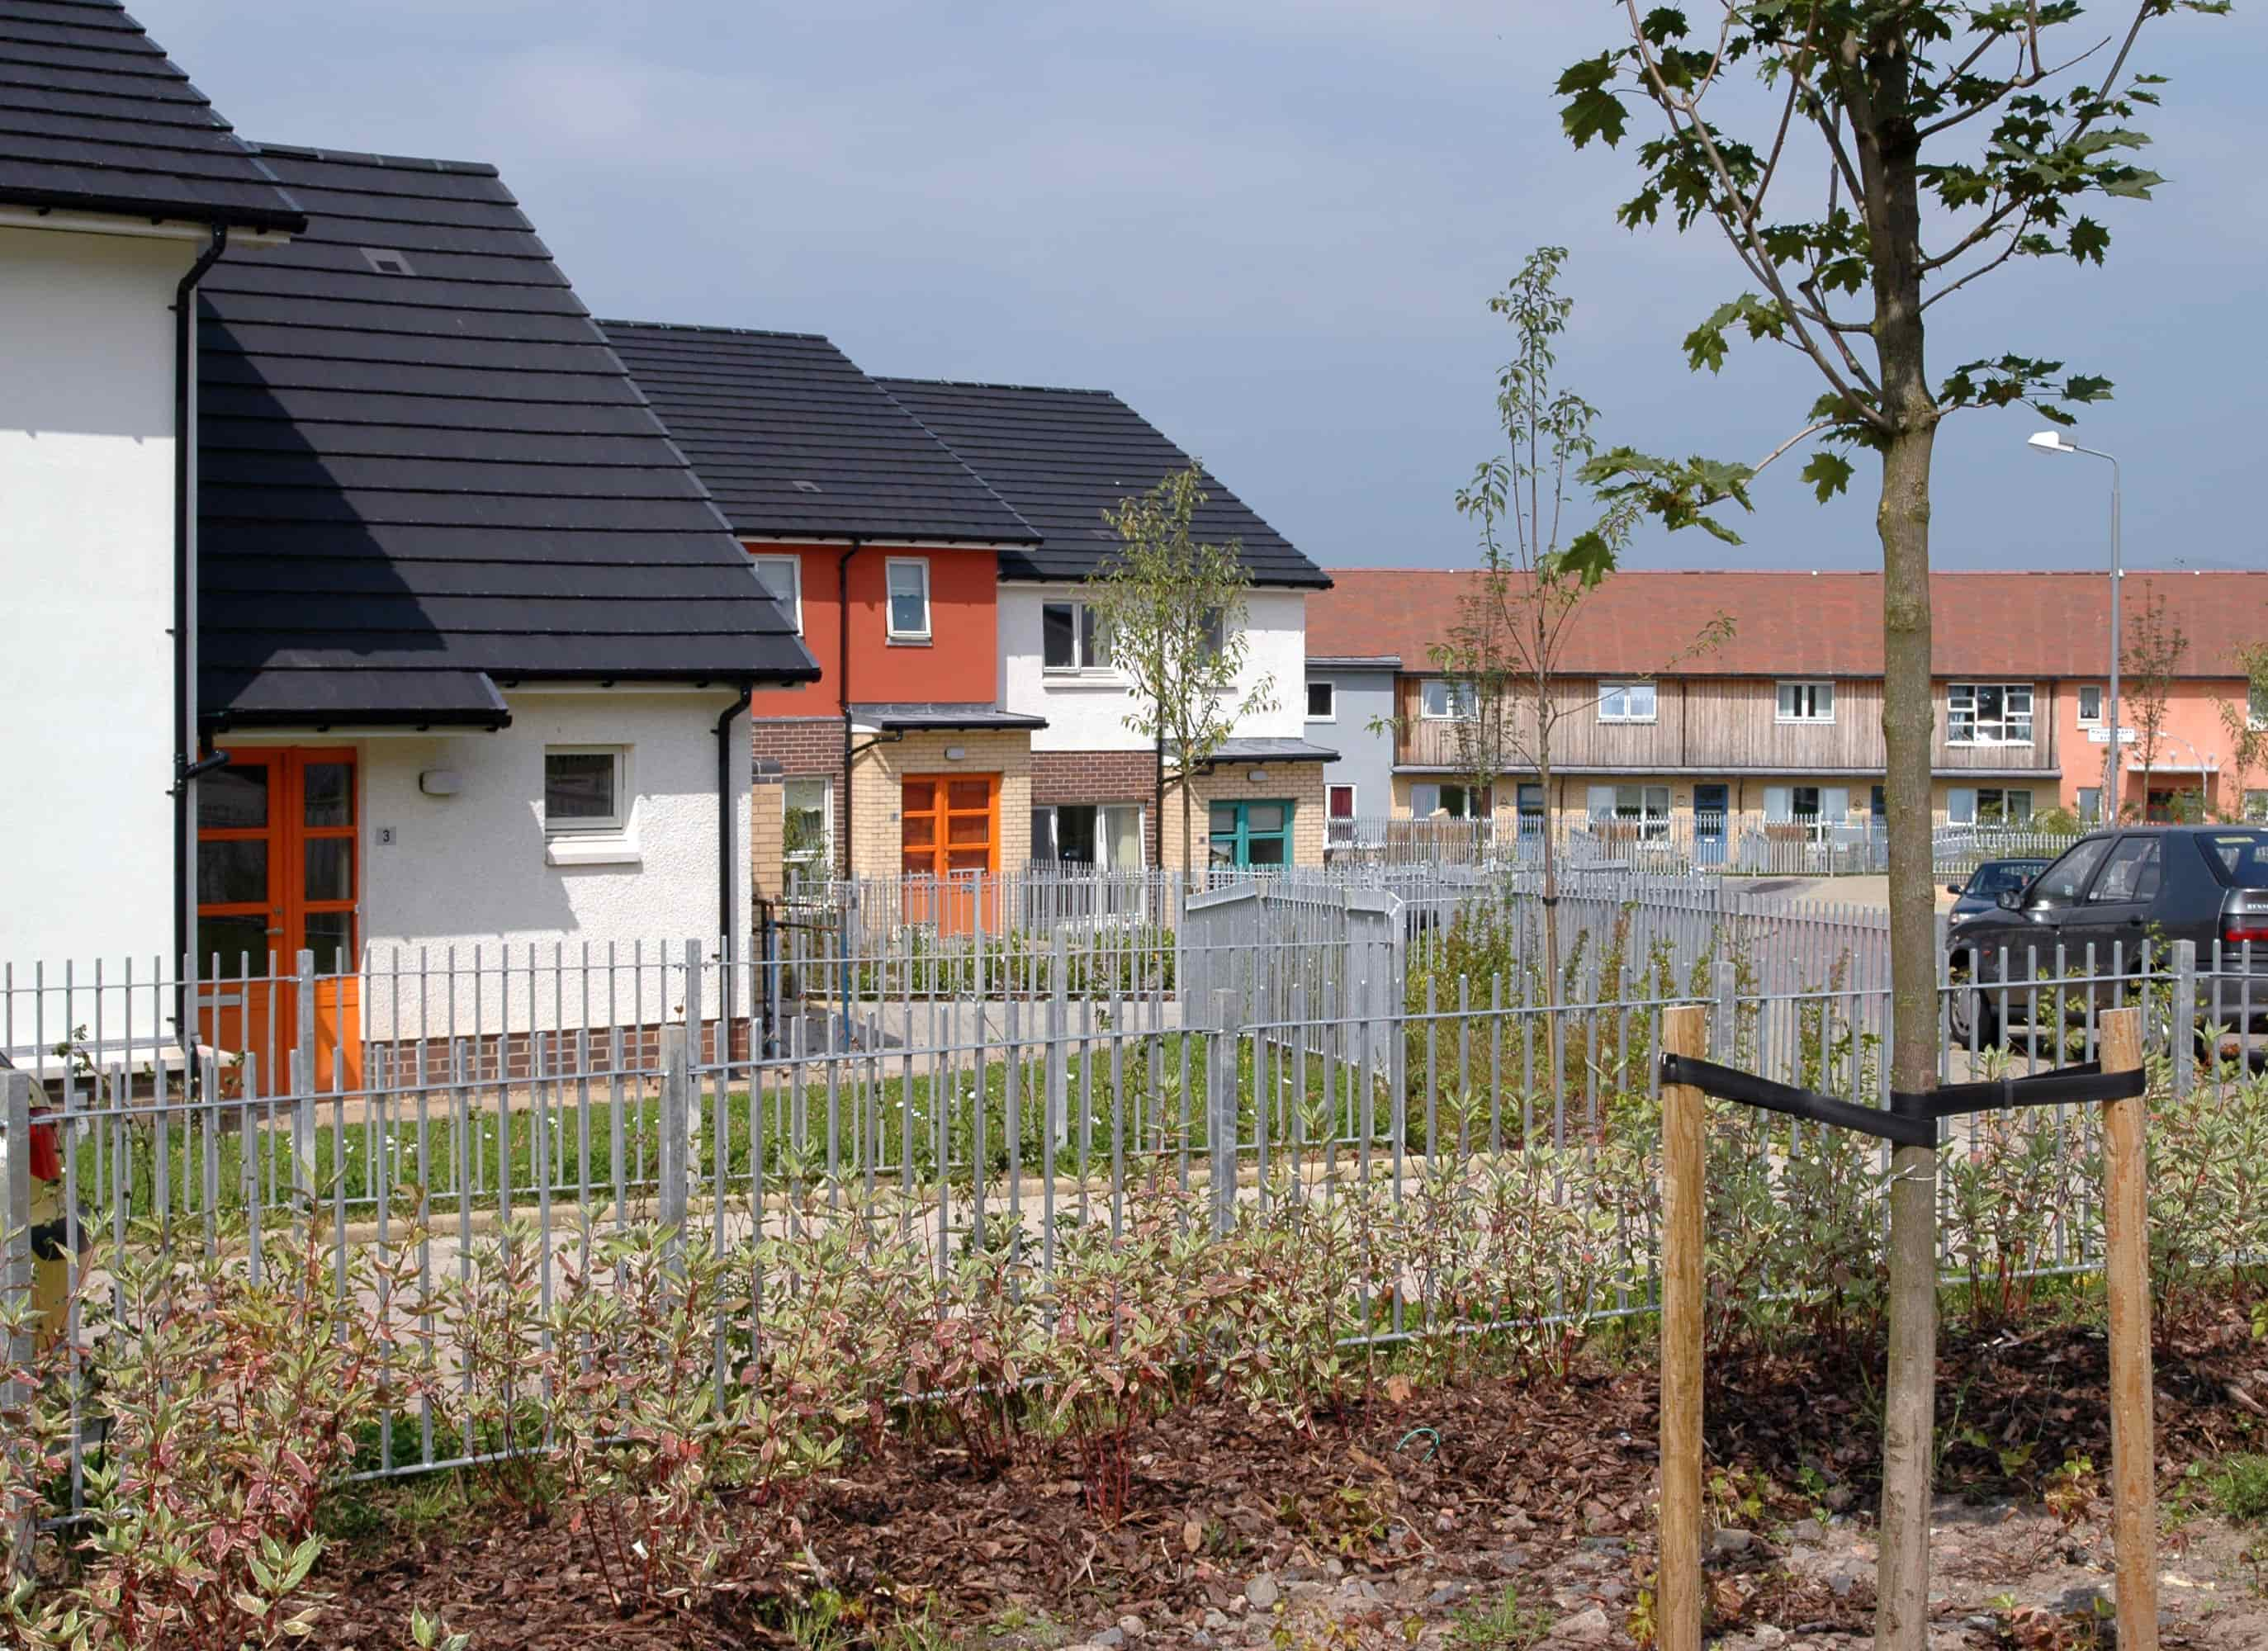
(1160, 762, 1326, 871)
(846, 730, 1035, 881)
(750, 777, 788, 904)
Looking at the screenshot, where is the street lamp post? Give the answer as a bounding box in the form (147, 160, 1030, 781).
(2028, 432, 2122, 821)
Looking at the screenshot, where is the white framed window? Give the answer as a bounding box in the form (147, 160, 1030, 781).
(1776, 680, 1834, 722)
(1420, 679, 1476, 720)
(1306, 680, 1336, 721)
(1412, 782, 1489, 820)
(1197, 607, 1228, 660)
(2076, 684, 2104, 725)
(782, 778, 831, 889)
(1032, 802, 1143, 870)
(1946, 682, 2034, 745)
(1586, 783, 1671, 840)
(1947, 786, 2034, 826)
(1598, 681, 1656, 723)
(2076, 787, 2103, 822)
(1041, 600, 1112, 672)
(544, 746, 626, 834)
(884, 557, 930, 641)
(750, 555, 802, 633)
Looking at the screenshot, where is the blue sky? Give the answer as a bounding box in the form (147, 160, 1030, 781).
(167, 1, 2266, 574)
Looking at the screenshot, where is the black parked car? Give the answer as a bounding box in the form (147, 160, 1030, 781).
(1946, 826, 2268, 1045)
(1944, 857, 2051, 920)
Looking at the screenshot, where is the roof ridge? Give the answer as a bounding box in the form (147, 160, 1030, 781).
(599, 317, 831, 343)
(249, 140, 502, 178)
(875, 375, 1119, 400)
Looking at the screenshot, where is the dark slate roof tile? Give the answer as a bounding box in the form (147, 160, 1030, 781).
(205, 668, 510, 729)
(196, 144, 817, 724)
(874, 378, 1328, 589)
(0, 0, 302, 229)
(601, 321, 1039, 546)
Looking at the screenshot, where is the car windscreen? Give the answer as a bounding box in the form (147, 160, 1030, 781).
(1972, 861, 2046, 896)
(2197, 830, 2268, 889)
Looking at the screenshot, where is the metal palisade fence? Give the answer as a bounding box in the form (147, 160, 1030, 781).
(1, 864, 2262, 1499)
(1324, 812, 2090, 878)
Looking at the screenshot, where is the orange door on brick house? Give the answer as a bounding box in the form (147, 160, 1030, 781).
(900, 773, 998, 934)
(195, 748, 362, 1090)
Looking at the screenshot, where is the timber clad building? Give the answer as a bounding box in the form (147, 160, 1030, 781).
(1306, 570, 2268, 834)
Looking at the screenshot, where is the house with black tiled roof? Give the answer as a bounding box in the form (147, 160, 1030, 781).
(605, 318, 1339, 887)
(2, 2, 817, 1081)
(602, 320, 1049, 911)
(878, 378, 1334, 873)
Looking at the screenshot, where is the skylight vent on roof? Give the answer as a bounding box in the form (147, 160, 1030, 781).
(792, 480, 823, 494)
(360, 248, 416, 277)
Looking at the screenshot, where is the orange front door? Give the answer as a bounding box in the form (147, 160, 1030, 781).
(900, 773, 998, 934)
(195, 748, 362, 1091)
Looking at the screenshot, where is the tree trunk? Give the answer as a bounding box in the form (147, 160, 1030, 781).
(1875, 416, 1939, 1651)
(1182, 776, 1197, 896)
(1859, 59, 1942, 1651)
(1538, 750, 1563, 1111)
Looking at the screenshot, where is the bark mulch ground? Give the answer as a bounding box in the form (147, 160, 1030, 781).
(315, 1304, 2268, 1650)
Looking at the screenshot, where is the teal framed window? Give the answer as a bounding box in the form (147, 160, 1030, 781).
(1209, 799, 1293, 867)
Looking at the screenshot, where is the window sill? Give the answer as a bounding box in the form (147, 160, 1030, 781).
(886, 636, 932, 647)
(546, 835, 642, 868)
(1599, 718, 1658, 727)
(1041, 669, 1123, 686)
(1775, 717, 1835, 726)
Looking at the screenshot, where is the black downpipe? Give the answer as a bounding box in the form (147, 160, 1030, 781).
(172, 222, 229, 1065)
(715, 684, 754, 1062)
(836, 543, 861, 879)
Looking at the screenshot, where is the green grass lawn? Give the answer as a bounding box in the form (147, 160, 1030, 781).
(76, 1031, 1571, 1229)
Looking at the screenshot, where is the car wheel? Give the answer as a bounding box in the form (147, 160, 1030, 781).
(1949, 981, 2000, 1048)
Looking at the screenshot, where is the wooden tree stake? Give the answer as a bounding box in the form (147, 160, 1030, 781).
(1659, 1005, 1707, 1651)
(2100, 1005, 2157, 1651)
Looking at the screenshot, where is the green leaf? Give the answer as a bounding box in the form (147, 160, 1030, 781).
(1555, 530, 1620, 587)
(1799, 452, 1855, 504)
(1561, 84, 1629, 149)
(2062, 373, 2114, 404)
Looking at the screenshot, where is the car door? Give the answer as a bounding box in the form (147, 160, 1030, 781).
(2063, 834, 2163, 1002)
(1969, 835, 2113, 994)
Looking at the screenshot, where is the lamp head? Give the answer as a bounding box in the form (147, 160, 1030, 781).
(2028, 431, 2076, 454)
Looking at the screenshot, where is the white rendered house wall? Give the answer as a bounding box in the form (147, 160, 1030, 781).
(1000, 584, 1307, 752)
(225, 690, 750, 1042)
(0, 226, 196, 969)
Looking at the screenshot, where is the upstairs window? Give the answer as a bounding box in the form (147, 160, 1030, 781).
(1947, 682, 2034, 745)
(2076, 684, 2104, 725)
(1041, 601, 1111, 670)
(885, 558, 930, 641)
(750, 555, 802, 633)
(1776, 680, 1834, 722)
(1306, 680, 1335, 721)
(1420, 679, 1476, 720)
(1598, 681, 1656, 723)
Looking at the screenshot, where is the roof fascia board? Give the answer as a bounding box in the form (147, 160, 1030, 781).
(737, 535, 1028, 552)
(0, 206, 295, 245)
